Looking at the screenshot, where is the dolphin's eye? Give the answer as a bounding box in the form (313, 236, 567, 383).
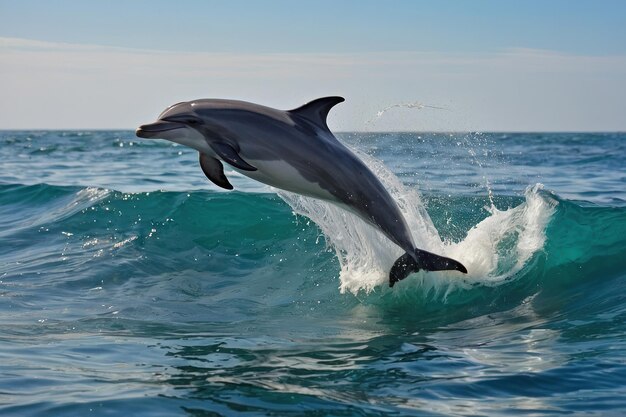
(187, 118, 199, 125)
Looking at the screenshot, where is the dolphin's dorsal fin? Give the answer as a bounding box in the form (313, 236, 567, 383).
(289, 96, 345, 130)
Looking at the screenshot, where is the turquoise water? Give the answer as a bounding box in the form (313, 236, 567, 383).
(1, 131, 625, 416)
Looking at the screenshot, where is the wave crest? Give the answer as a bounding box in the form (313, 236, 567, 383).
(278, 150, 557, 296)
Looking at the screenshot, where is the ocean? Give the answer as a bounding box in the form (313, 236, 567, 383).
(1, 130, 625, 416)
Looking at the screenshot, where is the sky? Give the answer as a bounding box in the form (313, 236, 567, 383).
(1, 0, 625, 131)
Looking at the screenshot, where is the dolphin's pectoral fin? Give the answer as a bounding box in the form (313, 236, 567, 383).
(199, 153, 234, 190)
(389, 249, 467, 287)
(289, 96, 345, 131)
(211, 142, 257, 171)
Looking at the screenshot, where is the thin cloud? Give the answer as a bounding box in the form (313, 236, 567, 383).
(1, 37, 625, 131)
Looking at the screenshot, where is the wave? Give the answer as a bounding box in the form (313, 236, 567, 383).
(2, 181, 625, 307)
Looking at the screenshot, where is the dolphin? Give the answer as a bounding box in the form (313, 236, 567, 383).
(136, 97, 467, 286)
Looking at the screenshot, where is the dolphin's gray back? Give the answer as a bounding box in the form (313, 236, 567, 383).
(193, 99, 415, 253)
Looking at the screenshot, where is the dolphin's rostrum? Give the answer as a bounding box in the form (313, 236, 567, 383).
(136, 97, 467, 286)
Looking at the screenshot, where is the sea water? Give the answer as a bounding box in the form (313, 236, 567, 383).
(0, 131, 625, 415)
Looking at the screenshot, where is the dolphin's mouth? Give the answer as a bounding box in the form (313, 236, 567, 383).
(135, 121, 184, 138)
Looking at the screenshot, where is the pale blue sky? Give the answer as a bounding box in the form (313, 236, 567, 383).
(1, 1, 625, 130)
(2, 0, 625, 54)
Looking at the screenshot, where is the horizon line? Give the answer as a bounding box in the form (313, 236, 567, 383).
(1, 128, 624, 134)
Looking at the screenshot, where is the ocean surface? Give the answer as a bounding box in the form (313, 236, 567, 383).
(1, 130, 625, 416)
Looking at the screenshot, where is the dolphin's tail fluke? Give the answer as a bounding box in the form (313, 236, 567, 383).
(389, 249, 467, 287)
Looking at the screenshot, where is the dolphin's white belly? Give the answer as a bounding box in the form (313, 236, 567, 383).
(234, 159, 335, 201)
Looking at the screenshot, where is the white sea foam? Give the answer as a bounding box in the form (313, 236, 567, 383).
(278, 150, 557, 296)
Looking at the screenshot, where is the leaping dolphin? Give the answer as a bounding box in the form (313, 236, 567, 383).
(136, 97, 467, 286)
